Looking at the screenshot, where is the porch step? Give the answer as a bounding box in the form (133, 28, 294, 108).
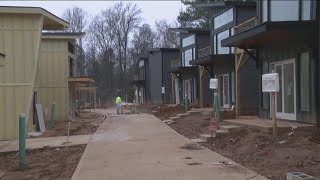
(169, 116, 181, 120)
(219, 125, 241, 132)
(199, 134, 214, 141)
(191, 138, 207, 143)
(162, 120, 176, 125)
(176, 113, 190, 117)
(216, 130, 229, 136)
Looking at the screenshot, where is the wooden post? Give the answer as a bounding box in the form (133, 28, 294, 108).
(235, 53, 241, 118)
(171, 74, 175, 104)
(199, 66, 205, 108)
(271, 92, 277, 137)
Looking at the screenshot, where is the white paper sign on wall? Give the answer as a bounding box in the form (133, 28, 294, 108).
(162, 87, 165, 94)
(262, 73, 280, 92)
(209, 79, 218, 89)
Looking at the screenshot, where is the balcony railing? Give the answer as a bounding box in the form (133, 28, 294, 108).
(198, 46, 211, 58)
(171, 60, 180, 69)
(233, 17, 257, 34)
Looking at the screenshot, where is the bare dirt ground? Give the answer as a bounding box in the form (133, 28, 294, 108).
(33, 112, 104, 138)
(0, 145, 86, 180)
(136, 104, 185, 120)
(162, 112, 320, 180)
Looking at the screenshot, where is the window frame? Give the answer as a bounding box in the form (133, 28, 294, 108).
(259, 0, 312, 23)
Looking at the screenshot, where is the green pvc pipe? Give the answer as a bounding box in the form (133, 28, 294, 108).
(19, 113, 26, 170)
(214, 93, 221, 123)
(50, 103, 56, 129)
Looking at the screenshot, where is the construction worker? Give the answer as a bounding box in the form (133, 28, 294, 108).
(116, 96, 122, 114)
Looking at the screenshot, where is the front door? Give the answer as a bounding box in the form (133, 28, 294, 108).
(271, 59, 296, 120)
(218, 74, 230, 108)
(184, 79, 192, 103)
(175, 79, 180, 104)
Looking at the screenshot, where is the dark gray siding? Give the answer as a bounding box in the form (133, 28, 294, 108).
(239, 58, 259, 114)
(197, 34, 210, 52)
(163, 50, 180, 104)
(148, 51, 162, 104)
(258, 42, 316, 124)
(145, 59, 150, 102)
(203, 71, 213, 107)
(236, 6, 256, 24)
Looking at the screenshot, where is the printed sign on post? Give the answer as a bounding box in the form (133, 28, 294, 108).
(209, 79, 218, 89)
(162, 87, 165, 94)
(262, 73, 280, 92)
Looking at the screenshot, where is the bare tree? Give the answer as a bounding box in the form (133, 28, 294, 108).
(129, 23, 155, 67)
(154, 19, 180, 48)
(63, 6, 88, 76)
(102, 2, 142, 96)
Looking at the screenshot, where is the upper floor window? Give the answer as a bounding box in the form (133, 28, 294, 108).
(213, 8, 234, 30)
(182, 47, 195, 67)
(212, 29, 232, 55)
(139, 60, 144, 67)
(182, 35, 195, 47)
(261, 0, 312, 22)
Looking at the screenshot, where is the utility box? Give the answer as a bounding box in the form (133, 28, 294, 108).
(262, 73, 279, 92)
(209, 79, 218, 90)
(286, 172, 315, 180)
(162, 87, 165, 94)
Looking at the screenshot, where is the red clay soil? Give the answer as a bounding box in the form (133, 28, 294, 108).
(153, 105, 185, 120)
(136, 104, 158, 114)
(167, 113, 320, 180)
(33, 112, 104, 138)
(0, 145, 85, 180)
(169, 113, 211, 139)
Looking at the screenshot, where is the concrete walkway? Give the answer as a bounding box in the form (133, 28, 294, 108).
(0, 135, 91, 153)
(72, 109, 267, 180)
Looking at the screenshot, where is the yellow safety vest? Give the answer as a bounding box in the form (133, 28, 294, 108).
(116, 97, 121, 104)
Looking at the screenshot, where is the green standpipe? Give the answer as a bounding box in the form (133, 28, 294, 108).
(19, 114, 26, 170)
(214, 92, 221, 124)
(50, 103, 56, 129)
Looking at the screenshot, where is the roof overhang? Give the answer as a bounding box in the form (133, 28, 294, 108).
(42, 32, 85, 39)
(169, 66, 197, 74)
(0, 6, 69, 30)
(132, 80, 145, 85)
(169, 28, 210, 34)
(68, 77, 95, 83)
(222, 21, 317, 49)
(190, 54, 234, 66)
(194, 1, 256, 8)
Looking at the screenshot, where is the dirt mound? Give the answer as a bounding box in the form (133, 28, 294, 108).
(0, 145, 85, 180)
(167, 113, 320, 180)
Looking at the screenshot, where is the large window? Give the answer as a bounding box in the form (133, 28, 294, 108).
(182, 35, 195, 47)
(302, 0, 311, 20)
(261, 0, 312, 22)
(213, 8, 234, 29)
(262, 0, 268, 22)
(217, 30, 230, 54)
(300, 52, 310, 111)
(270, 1, 299, 21)
(184, 49, 193, 66)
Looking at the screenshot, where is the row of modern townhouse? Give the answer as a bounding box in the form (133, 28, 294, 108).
(133, 0, 320, 127)
(0, 6, 95, 140)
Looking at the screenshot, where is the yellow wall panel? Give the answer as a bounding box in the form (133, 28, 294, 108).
(0, 14, 43, 140)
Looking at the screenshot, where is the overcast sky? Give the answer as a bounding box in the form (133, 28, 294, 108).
(1, 1, 185, 28)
